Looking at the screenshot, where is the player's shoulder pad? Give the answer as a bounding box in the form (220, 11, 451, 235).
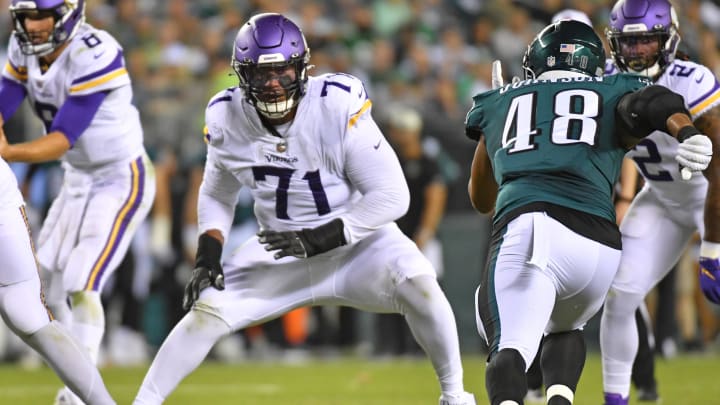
(307, 73, 371, 127)
(670, 61, 720, 117)
(205, 87, 241, 120)
(464, 99, 485, 141)
(204, 87, 241, 146)
(66, 25, 129, 95)
(207, 87, 240, 109)
(3, 37, 28, 83)
(464, 88, 500, 141)
(67, 26, 123, 70)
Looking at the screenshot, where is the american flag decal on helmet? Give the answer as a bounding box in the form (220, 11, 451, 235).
(559, 43, 576, 52)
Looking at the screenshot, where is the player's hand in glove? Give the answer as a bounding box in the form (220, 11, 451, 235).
(183, 233, 225, 310)
(676, 133, 713, 175)
(699, 256, 720, 304)
(258, 218, 347, 259)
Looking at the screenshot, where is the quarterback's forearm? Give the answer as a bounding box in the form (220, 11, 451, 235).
(3, 131, 70, 163)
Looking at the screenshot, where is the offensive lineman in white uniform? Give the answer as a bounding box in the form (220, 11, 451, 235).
(0, 1, 156, 403)
(133, 13, 474, 405)
(599, 1, 720, 404)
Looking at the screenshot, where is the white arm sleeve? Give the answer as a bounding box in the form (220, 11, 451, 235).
(197, 155, 242, 241)
(340, 117, 410, 243)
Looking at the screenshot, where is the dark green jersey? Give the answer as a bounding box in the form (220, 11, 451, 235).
(465, 73, 651, 224)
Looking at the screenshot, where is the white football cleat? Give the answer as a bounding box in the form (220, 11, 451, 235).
(439, 391, 477, 405)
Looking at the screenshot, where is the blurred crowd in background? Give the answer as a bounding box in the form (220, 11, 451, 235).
(1, 0, 720, 368)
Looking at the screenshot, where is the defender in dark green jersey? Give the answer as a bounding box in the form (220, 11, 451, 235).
(465, 20, 713, 405)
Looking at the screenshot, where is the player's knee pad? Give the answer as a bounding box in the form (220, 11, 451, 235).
(541, 330, 586, 392)
(486, 349, 527, 405)
(0, 279, 51, 336)
(394, 274, 446, 315)
(604, 288, 645, 318)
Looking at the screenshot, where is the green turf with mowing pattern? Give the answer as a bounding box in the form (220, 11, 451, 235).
(0, 353, 717, 404)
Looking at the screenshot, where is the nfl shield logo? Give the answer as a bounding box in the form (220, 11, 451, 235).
(547, 56, 556, 67)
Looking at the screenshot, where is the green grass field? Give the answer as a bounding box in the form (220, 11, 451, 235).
(0, 353, 717, 404)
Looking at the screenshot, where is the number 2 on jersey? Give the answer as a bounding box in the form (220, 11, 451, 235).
(252, 166, 330, 219)
(502, 89, 599, 153)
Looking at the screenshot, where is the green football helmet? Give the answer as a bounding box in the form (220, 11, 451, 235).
(522, 20, 606, 79)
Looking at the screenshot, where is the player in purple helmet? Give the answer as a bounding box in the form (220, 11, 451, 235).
(599, 1, 720, 404)
(133, 13, 475, 405)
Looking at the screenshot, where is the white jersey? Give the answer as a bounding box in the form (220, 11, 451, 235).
(606, 59, 720, 211)
(2, 23, 145, 169)
(199, 73, 410, 244)
(0, 160, 24, 209)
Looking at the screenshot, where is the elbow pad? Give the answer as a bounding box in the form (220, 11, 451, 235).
(617, 85, 690, 137)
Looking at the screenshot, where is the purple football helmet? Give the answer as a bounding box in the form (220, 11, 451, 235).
(10, 0, 86, 56)
(606, 0, 680, 79)
(231, 13, 311, 119)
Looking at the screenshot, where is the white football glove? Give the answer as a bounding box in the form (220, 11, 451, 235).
(676, 134, 713, 179)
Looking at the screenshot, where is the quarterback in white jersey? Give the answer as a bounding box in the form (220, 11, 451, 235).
(134, 13, 474, 405)
(599, 1, 720, 405)
(0, 1, 155, 403)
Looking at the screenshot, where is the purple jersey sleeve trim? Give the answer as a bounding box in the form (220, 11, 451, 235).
(50, 91, 107, 147)
(689, 80, 720, 109)
(71, 50, 124, 85)
(0, 77, 28, 121)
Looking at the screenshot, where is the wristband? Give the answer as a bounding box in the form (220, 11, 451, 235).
(701, 241, 720, 259)
(196, 233, 222, 267)
(677, 126, 701, 143)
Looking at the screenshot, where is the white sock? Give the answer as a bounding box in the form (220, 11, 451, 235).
(396, 275, 464, 395)
(547, 384, 574, 403)
(600, 289, 643, 397)
(26, 321, 115, 404)
(70, 291, 105, 364)
(133, 310, 230, 405)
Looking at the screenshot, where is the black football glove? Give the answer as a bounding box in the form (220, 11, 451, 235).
(182, 233, 225, 310)
(258, 218, 347, 259)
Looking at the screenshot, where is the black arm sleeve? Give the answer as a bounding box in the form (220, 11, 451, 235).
(616, 85, 691, 139)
